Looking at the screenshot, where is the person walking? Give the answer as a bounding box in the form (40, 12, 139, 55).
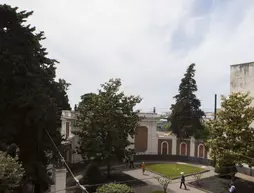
(129, 155, 134, 168)
(124, 155, 129, 168)
(141, 162, 145, 175)
(228, 183, 236, 193)
(180, 172, 187, 189)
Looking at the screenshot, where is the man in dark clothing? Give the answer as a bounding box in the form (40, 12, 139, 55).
(129, 155, 134, 168)
(180, 172, 187, 189)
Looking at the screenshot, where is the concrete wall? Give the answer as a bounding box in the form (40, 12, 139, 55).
(230, 62, 254, 126)
(230, 62, 254, 101)
(50, 168, 67, 193)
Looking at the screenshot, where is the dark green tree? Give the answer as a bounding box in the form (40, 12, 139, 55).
(75, 79, 141, 178)
(0, 4, 70, 192)
(169, 63, 205, 138)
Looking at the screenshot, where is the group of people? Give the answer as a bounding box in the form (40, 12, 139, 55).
(124, 155, 146, 174)
(124, 154, 135, 168)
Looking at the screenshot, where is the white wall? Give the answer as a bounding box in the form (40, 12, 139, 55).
(230, 62, 254, 102)
(230, 62, 254, 127)
(140, 117, 158, 154)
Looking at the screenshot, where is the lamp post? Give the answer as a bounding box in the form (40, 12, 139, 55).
(213, 94, 217, 167)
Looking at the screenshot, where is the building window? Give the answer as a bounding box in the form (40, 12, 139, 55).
(161, 141, 168, 155)
(66, 122, 70, 139)
(180, 142, 187, 156)
(198, 144, 205, 158)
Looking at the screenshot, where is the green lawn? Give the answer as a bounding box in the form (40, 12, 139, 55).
(146, 163, 205, 178)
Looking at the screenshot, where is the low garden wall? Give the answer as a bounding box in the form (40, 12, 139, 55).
(134, 154, 214, 166)
(237, 166, 254, 176)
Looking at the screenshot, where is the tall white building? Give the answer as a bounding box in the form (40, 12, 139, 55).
(230, 62, 254, 100)
(230, 62, 254, 126)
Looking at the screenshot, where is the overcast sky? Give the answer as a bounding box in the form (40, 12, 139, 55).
(4, 0, 254, 113)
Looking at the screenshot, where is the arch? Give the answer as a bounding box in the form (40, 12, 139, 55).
(161, 141, 169, 155)
(180, 142, 187, 156)
(197, 144, 205, 158)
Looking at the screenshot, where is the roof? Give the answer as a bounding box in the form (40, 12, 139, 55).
(230, 62, 254, 67)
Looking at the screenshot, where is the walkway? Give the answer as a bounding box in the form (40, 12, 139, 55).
(123, 169, 216, 193)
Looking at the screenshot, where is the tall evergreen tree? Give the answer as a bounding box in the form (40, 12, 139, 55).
(0, 4, 70, 192)
(169, 63, 204, 138)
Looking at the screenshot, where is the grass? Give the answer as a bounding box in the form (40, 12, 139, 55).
(146, 163, 205, 178)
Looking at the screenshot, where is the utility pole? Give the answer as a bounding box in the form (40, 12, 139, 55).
(214, 94, 217, 120)
(213, 94, 217, 167)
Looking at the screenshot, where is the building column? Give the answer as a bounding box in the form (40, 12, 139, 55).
(172, 136, 177, 155)
(52, 168, 67, 193)
(190, 136, 195, 157)
(207, 148, 212, 159)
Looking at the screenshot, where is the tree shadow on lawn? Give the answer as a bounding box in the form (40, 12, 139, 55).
(188, 175, 254, 193)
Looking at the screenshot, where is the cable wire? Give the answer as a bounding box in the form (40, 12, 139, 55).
(44, 128, 89, 193)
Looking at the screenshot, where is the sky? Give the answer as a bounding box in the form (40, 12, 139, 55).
(3, 0, 254, 113)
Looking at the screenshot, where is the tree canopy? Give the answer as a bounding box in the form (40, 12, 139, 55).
(169, 63, 205, 138)
(75, 78, 142, 178)
(207, 92, 254, 167)
(0, 4, 70, 191)
(0, 151, 25, 192)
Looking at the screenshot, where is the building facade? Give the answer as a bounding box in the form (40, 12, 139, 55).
(230, 62, 254, 127)
(61, 110, 210, 164)
(230, 62, 254, 99)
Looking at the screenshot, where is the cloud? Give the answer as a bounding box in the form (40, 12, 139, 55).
(4, 0, 254, 112)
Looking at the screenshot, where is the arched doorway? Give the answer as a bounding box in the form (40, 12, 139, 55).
(198, 144, 205, 158)
(180, 142, 187, 156)
(161, 141, 168, 155)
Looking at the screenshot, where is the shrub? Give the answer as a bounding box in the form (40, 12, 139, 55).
(154, 176, 171, 193)
(192, 173, 203, 186)
(0, 151, 25, 191)
(96, 183, 133, 193)
(215, 163, 237, 179)
(83, 162, 101, 184)
(81, 162, 102, 192)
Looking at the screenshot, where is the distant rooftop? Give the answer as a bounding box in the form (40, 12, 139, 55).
(230, 62, 254, 67)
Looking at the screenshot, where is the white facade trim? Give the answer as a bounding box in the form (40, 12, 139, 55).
(172, 136, 177, 155)
(160, 141, 169, 155)
(197, 144, 205, 158)
(190, 136, 195, 157)
(179, 142, 188, 156)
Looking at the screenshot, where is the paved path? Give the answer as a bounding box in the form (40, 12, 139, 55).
(123, 168, 216, 193)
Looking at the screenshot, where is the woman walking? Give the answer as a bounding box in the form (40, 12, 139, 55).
(141, 162, 145, 175)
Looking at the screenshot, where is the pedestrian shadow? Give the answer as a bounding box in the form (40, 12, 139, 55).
(143, 173, 149, 176)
